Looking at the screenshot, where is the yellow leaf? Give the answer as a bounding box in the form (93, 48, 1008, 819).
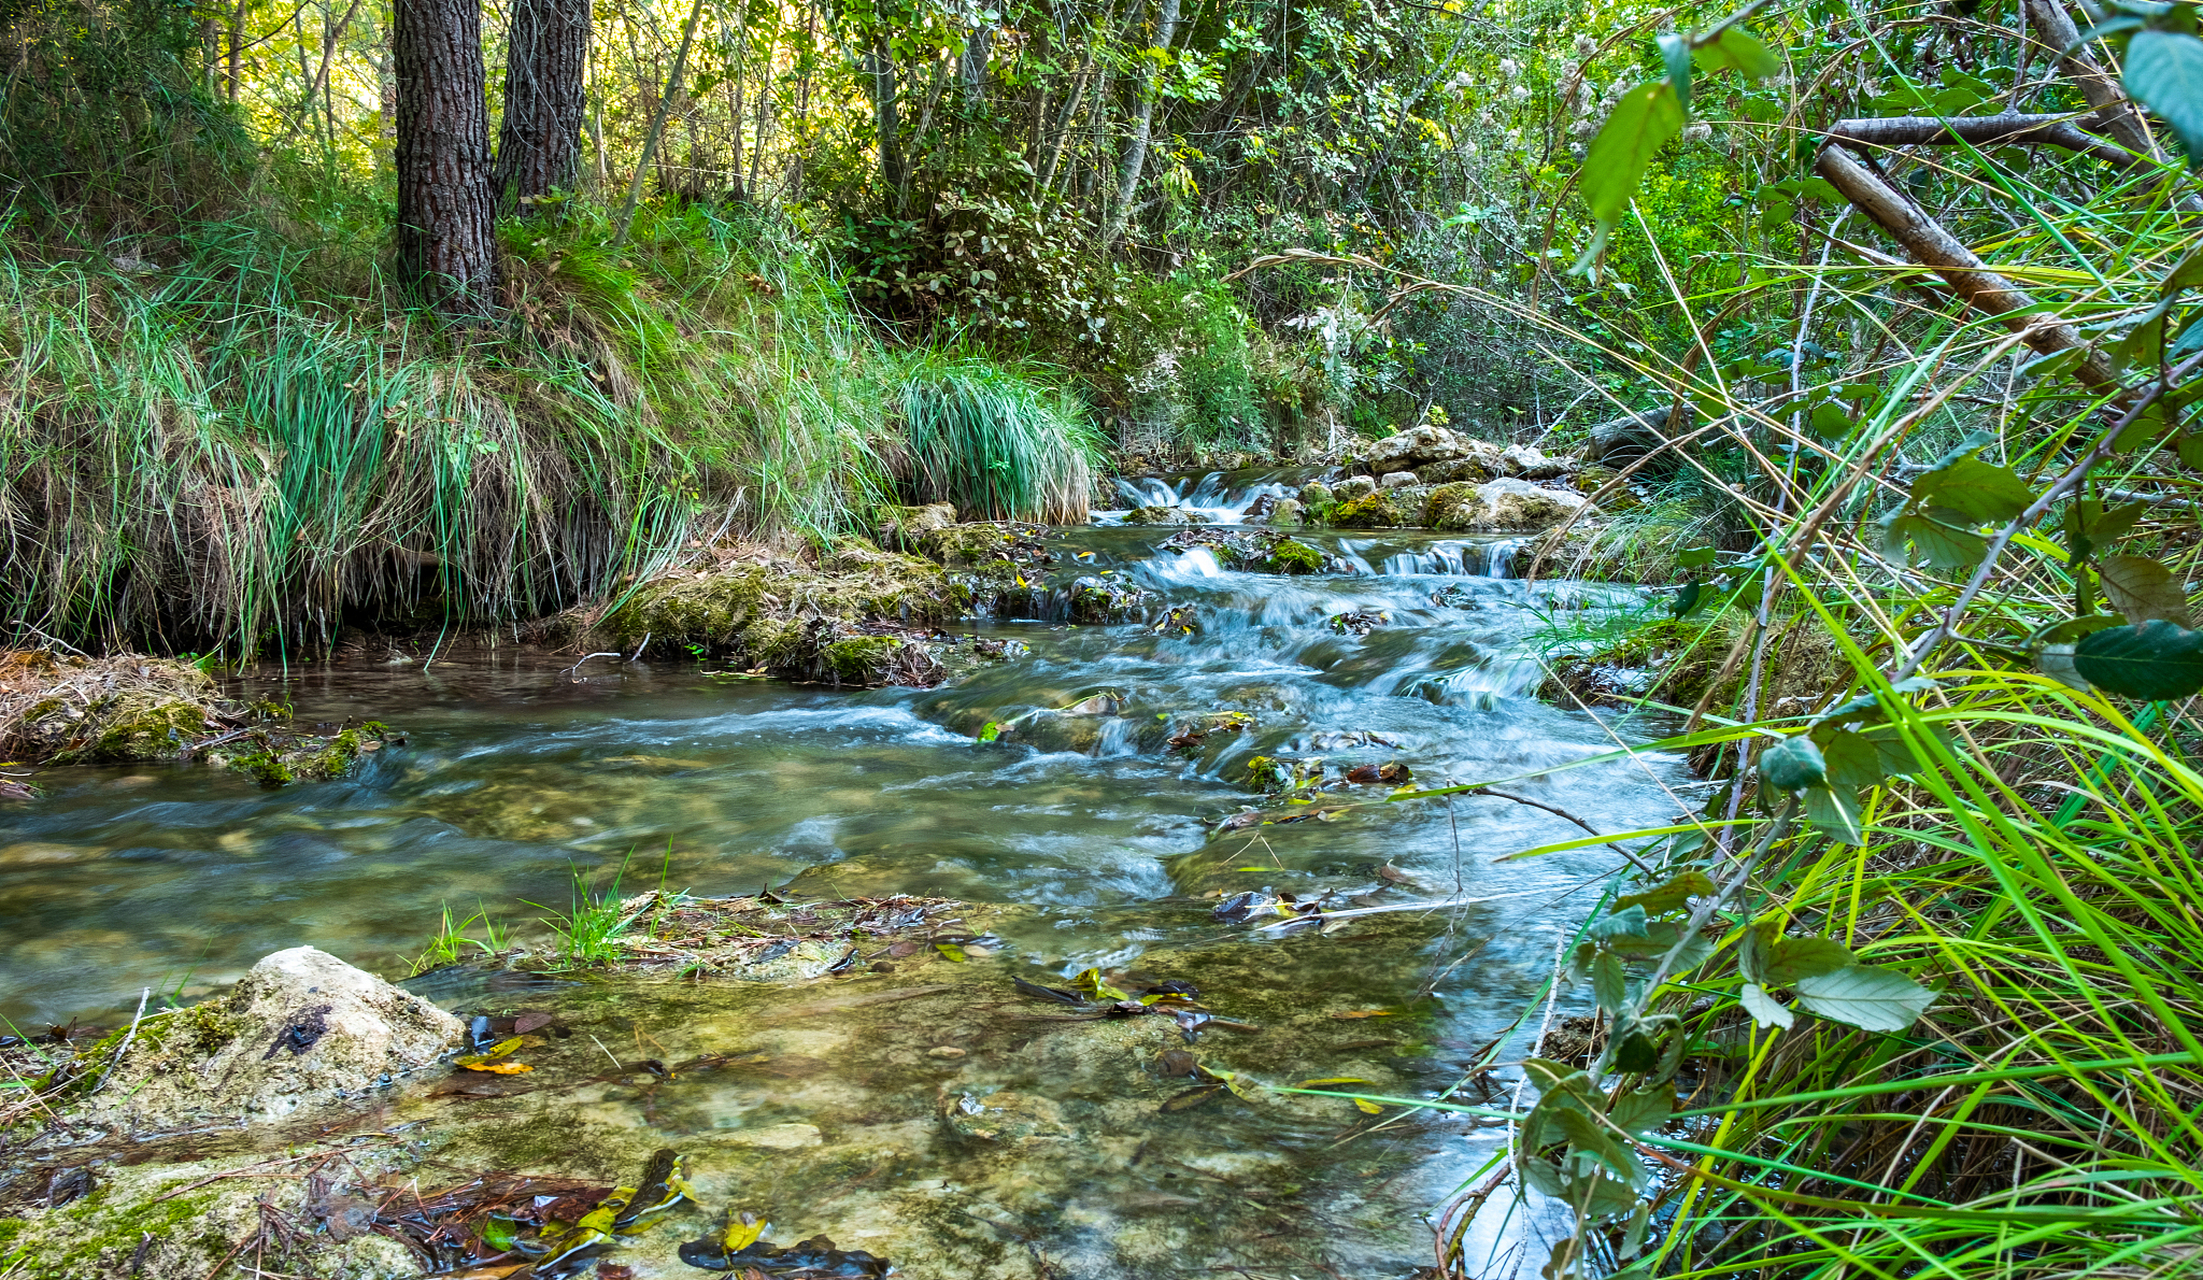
(1295, 1077, 1373, 1087)
(457, 1059, 534, 1074)
(1354, 1098, 1382, 1114)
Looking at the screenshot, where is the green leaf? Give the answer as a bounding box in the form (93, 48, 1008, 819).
(1739, 982, 1795, 1030)
(1592, 951, 1628, 1013)
(1658, 32, 1693, 114)
(1881, 511, 1988, 571)
(1760, 735, 1826, 790)
(2072, 619, 2203, 698)
(1612, 1031, 1660, 1073)
(2168, 243, 2203, 295)
(1551, 1108, 1646, 1185)
(1910, 455, 2034, 523)
(1675, 546, 1718, 569)
(1802, 784, 1864, 844)
(1763, 935, 1856, 985)
(1609, 1087, 1674, 1135)
(1809, 402, 1855, 439)
(2125, 31, 2203, 162)
(1814, 728, 1887, 788)
(1606, 920, 1713, 969)
(1693, 26, 1780, 80)
(1589, 904, 1650, 941)
(1613, 870, 1716, 916)
(1670, 580, 1704, 618)
(1574, 82, 1684, 272)
(2098, 554, 2191, 626)
(1791, 964, 1935, 1032)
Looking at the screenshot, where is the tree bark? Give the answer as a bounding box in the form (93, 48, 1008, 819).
(2021, 0, 2155, 158)
(395, 0, 498, 313)
(866, 32, 907, 214)
(493, 0, 589, 213)
(1103, 0, 1181, 247)
(1814, 143, 2117, 392)
(1823, 113, 2138, 169)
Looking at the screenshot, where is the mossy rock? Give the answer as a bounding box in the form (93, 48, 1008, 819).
(1329, 493, 1399, 529)
(50, 691, 211, 764)
(1263, 539, 1325, 574)
(1422, 482, 1489, 533)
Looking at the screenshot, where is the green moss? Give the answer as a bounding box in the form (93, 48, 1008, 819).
(1329, 493, 1399, 529)
(228, 749, 292, 788)
(1423, 482, 1485, 532)
(821, 637, 899, 684)
(1265, 539, 1324, 574)
(51, 694, 210, 764)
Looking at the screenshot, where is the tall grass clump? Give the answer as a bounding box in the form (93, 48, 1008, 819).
(890, 353, 1103, 524)
(1241, 5, 2203, 1274)
(0, 182, 1063, 653)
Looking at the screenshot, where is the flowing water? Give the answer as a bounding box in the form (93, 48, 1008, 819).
(1, 483, 1689, 1276)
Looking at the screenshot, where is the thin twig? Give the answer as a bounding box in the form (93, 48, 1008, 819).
(93, 988, 149, 1095)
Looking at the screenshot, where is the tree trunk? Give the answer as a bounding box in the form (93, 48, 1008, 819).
(492, 0, 589, 213)
(866, 32, 906, 214)
(395, 0, 497, 314)
(1103, 0, 1180, 247)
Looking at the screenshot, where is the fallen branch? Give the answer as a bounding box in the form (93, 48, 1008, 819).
(1814, 143, 2121, 393)
(1824, 113, 2139, 169)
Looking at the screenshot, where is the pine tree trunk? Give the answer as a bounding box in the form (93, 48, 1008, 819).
(395, 0, 497, 313)
(493, 0, 589, 213)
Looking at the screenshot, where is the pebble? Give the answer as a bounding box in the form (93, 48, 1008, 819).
(927, 1046, 966, 1059)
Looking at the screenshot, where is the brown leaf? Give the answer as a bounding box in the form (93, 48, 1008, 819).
(513, 1011, 554, 1035)
(596, 1266, 636, 1279)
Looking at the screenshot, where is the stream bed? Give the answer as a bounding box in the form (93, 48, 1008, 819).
(2, 511, 1690, 1277)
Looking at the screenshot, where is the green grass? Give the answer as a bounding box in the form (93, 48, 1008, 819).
(0, 197, 1101, 655)
(525, 858, 639, 969)
(407, 901, 516, 975)
(891, 352, 1104, 524)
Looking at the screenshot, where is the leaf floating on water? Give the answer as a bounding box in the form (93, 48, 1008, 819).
(1159, 1084, 1227, 1113)
(1070, 967, 1130, 1001)
(1012, 976, 1086, 1006)
(933, 942, 968, 962)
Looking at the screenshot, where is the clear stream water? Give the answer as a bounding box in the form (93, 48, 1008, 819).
(1, 475, 1692, 1276)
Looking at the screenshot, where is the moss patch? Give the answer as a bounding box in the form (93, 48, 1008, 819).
(602, 543, 971, 687)
(1422, 482, 1487, 532)
(1328, 493, 1399, 529)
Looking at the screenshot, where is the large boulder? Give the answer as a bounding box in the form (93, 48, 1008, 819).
(1479, 477, 1589, 530)
(1332, 475, 1378, 502)
(68, 947, 463, 1133)
(1422, 479, 1589, 533)
(1123, 504, 1195, 526)
(1498, 443, 1573, 481)
(1359, 424, 1472, 472)
(1587, 406, 1683, 470)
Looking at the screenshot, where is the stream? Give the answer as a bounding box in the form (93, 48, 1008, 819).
(1, 475, 1690, 1277)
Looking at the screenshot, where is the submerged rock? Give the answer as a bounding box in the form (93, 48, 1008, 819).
(61, 946, 462, 1135)
(602, 543, 965, 687)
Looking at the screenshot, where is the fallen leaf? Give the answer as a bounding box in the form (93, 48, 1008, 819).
(1353, 1098, 1383, 1114)
(1329, 1009, 1395, 1020)
(514, 1011, 554, 1035)
(458, 1060, 534, 1074)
